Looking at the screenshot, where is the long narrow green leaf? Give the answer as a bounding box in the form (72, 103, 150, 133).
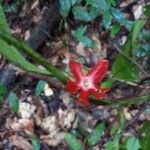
(0, 31, 67, 82)
(132, 20, 146, 47)
(0, 39, 50, 75)
(0, 4, 9, 33)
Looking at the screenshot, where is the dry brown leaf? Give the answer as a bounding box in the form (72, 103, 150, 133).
(11, 119, 34, 135)
(120, 0, 135, 8)
(133, 5, 143, 19)
(19, 102, 36, 119)
(31, 0, 39, 10)
(40, 132, 64, 146)
(11, 135, 32, 150)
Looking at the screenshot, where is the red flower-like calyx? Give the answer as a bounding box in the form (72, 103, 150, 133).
(65, 59, 109, 107)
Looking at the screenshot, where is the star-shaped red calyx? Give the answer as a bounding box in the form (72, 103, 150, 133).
(65, 59, 109, 107)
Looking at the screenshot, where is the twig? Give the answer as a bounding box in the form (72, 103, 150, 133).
(125, 104, 146, 128)
(26, 72, 64, 89)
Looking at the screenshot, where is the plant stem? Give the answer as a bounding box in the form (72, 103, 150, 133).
(89, 94, 150, 107)
(0, 31, 68, 83)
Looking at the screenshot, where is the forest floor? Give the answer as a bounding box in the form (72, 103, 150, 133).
(0, 0, 150, 150)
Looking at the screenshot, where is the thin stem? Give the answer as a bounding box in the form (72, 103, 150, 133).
(0, 31, 68, 83)
(89, 94, 150, 107)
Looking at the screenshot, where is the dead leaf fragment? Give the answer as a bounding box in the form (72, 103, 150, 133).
(11, 135, 32, 150)
(58, 108, 76, 129)
(133, 5, 143, 19)
(11, 119, 34, 135)
(31, 0, 39, 10)
(41, 116, 59, 137)
(40, 132, 64, 146)
(19, 102, 36, 119)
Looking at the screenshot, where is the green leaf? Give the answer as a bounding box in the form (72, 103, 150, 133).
(105, 138, 119, 150)
(100, 79, 114, 88)
(111, 8, 133, 30)
(112, 40, 140, 82)
(103, 11, 112, 29)
(126, 137, 140, 150)
(86, 0, 109, 12)
(0, 84, 8, 103)
(110, 24, 121, 36)
(0, 39, 51, 75)
(111, 8, 126, 24)
(71, 0, 77, 6)
(144, 4, 150, 16)
(109, 123, 118, 135)
(31, 136, 40, 150)
(79, 36, 94, 47)
(119, 111, 126, 131)
(0, 31, 67, 82)
(105, 112, 125, 150)
(88, 6, 100, 20)
(59, 0, 71, 17)
(8, 92, 19, 113)
(140, 139, 150, 150)
(3, 4, 16, 13)
(139, 122, 150, 150)
(73, 6, 99, 22)
(132, 20, 146, 47)
(73, 6, 91, 21)
(125, 20, 134, 31)
(87, 123, 105, 146)
(72, 26, 94, 47)
(0, 95, 3, 103)
(65, 133, 83, 150)
(112, 20, 146, 81)
(35, 80, 46, 96)
(0, 84, 7, 95)
(106, 0, 116, 6)
(0, 4, 10, 33)
(73, 6, 91, 22)
(139, 121, 150, 138)
(72, 26, 87, 39)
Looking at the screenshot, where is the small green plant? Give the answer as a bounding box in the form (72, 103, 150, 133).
(8, 92, 19, 113)
(35, 80, 46, 96)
